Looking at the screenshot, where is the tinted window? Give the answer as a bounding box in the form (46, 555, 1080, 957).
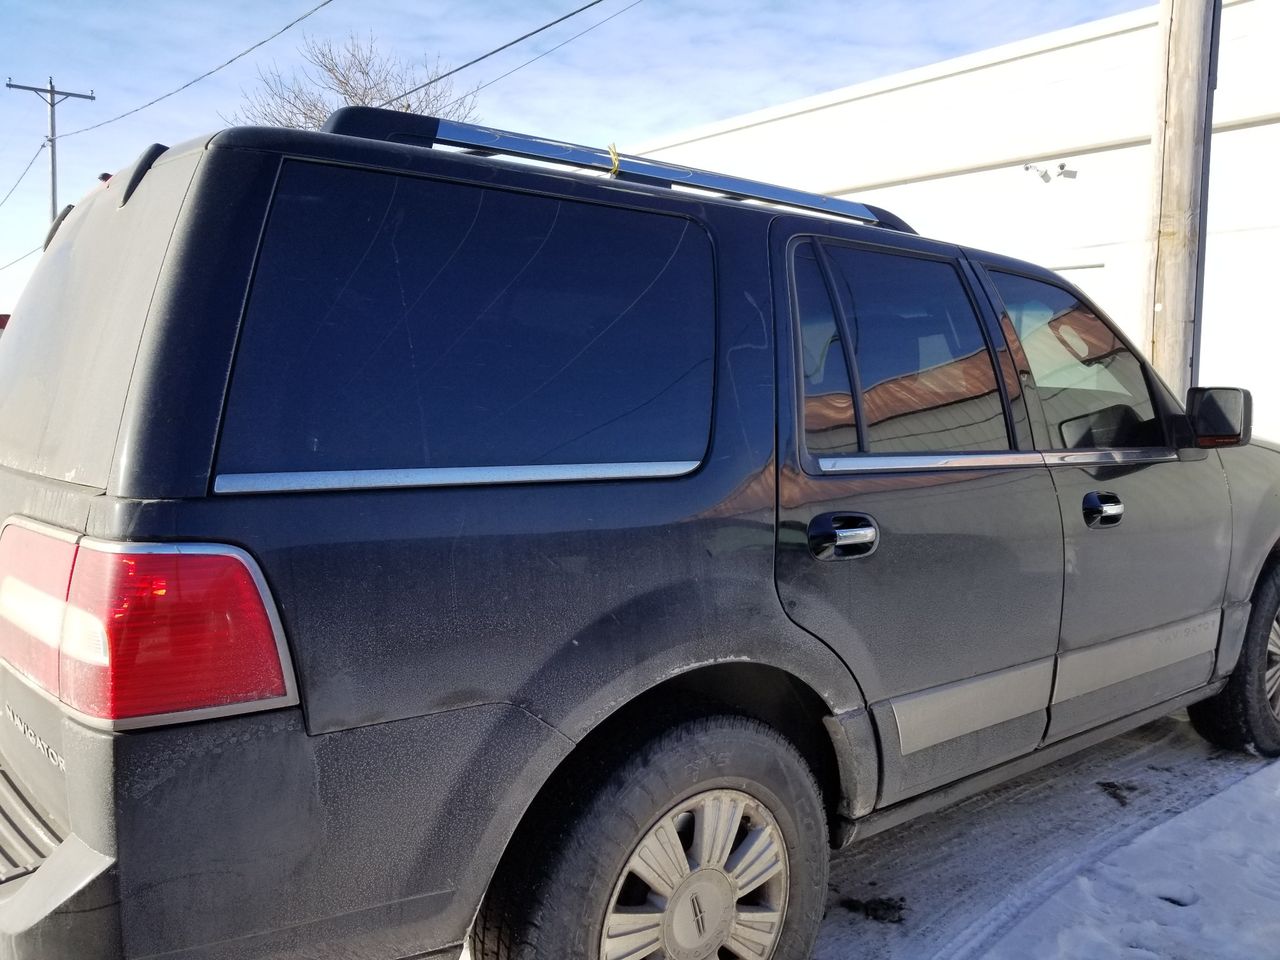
(793, 243, 857, 456)
(989, 271, 1162, 450)
(824, 246, 1009, 453)
(219, 162, 715, 475)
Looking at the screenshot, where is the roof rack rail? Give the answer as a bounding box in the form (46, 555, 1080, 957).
(320, 107, 914, 234)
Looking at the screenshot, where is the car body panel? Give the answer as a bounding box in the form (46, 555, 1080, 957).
(0, 121, 1273, 958)
(770, 220, 1064, 806)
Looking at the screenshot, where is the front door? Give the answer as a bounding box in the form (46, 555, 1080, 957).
(773, 224, 1064, 807)
(977, 264, 1233, 740)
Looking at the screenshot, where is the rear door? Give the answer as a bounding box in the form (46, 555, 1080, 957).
(0, 145, 203, 840)
(975, 263, 1232, 740)
(773, 223, 1064, 807)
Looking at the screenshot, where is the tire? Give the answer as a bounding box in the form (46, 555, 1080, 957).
(1188, 564, 1280, 756)
(472, 714, 829, 960)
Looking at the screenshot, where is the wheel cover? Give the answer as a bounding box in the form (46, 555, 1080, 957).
(1266, 619, 1280, 719)
(599, 788, 789, 960)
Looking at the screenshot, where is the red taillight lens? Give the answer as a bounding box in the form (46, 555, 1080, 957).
(61, 547, 287, 720)
(0, 524, 76, 691)
(0, 522, 291, 724)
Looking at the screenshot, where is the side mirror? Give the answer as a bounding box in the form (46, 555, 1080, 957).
(1187, 387, 1252, 448)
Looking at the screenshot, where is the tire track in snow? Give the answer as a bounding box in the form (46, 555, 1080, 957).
(816, 715, 1270, 960)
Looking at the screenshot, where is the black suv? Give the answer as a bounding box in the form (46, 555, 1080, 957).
(0, 108, 1275, 960)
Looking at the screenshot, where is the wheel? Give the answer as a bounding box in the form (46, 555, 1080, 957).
(472, 714, 829, 960)
(1188, 564, 1280, 756)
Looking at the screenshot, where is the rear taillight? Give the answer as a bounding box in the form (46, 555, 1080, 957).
(0, 521, 294, 726)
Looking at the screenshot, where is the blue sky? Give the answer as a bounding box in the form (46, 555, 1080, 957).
(0, 0, 1151, 309)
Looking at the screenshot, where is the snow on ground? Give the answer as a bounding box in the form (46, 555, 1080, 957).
(982, 757, 1280, 959)
(817, 714, 1276, 959)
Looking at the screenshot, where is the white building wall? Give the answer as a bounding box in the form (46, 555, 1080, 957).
(636, 0, 1280, 437)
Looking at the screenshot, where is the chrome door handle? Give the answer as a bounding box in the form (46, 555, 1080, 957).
(1083, 491, 1124, 528)
(835, 527, 877, 547)
(808, 513, 879, 560)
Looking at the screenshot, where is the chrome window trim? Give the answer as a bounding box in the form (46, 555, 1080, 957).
(0, 520, 300, 733)
(818, 452, 1046, 473)
(1041, 448, 1179, 466)
(818, 447, 1182, 473)
(213, 461, 701, 495)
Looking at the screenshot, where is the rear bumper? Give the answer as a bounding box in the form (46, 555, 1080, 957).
(0, 701, 567, 960)
(0, 835, 118, 960)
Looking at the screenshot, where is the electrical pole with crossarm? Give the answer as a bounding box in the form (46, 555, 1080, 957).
(6, 77, 96, 223)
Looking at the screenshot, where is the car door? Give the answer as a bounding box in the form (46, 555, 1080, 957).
(773, 223, 1064, 808)
(974, 260, 1233, 741)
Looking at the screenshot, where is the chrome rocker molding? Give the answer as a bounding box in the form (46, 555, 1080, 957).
(847, 680, 1227, 846)
(1052, 612, 1220, 704)
(213, 461, 701, 495)
(889, 658, 1055, 756)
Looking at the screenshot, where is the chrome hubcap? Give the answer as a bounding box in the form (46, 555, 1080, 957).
(600, 789, 789, 960)
(1266, 619, 1280, 719)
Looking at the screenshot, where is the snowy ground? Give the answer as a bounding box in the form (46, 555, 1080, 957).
(817, 713, 1278, 959)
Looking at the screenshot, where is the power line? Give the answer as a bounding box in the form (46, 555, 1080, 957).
(0, 142, 46, 213)
(0, 246, 41, 273)
(378, 0, 611, 109)
(440, 0, 644, 113)
(56, 0, 338, 141)
(8, 79, 96, 222)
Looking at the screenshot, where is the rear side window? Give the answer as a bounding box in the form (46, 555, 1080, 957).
(218, 162, 715, 476)
(988, 271, 1162, 450)
(823, 246, 1009, 454)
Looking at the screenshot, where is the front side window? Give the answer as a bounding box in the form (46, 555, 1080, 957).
(218, 162, 715, 475)
(988, 271, 1162, 450)
(823, 246, 1009, 454)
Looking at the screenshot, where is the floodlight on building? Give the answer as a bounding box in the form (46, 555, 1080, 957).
(1024, 163, 1052, 183)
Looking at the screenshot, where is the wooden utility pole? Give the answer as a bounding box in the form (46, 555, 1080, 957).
(6, 78, 96, 223)
(1144, 0, 1222, 399)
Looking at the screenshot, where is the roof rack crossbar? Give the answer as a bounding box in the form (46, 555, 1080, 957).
(319, 108, 889, 228)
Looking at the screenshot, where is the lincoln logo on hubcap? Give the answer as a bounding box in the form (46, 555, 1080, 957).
(689, 892, 707, 937)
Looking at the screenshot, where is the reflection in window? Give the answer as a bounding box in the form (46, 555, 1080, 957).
(794, 243, 858, 455)
(824, 247, 1009, 453)
(989, 271, 1162, 449)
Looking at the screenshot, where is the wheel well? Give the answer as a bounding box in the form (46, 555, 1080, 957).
(503, 663, 846, 869)
(1259, 540, 1280, 594)
(646, 662, 843, 833)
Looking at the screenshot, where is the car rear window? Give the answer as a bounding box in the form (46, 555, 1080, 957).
(0, 150, 199, 487)
(217, 161, 716, 479)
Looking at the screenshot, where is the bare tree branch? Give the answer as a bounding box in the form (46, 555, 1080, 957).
(226, 33, 479, 129)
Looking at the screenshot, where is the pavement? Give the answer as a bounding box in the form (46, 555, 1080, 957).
(816, 714, 1277, 959)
